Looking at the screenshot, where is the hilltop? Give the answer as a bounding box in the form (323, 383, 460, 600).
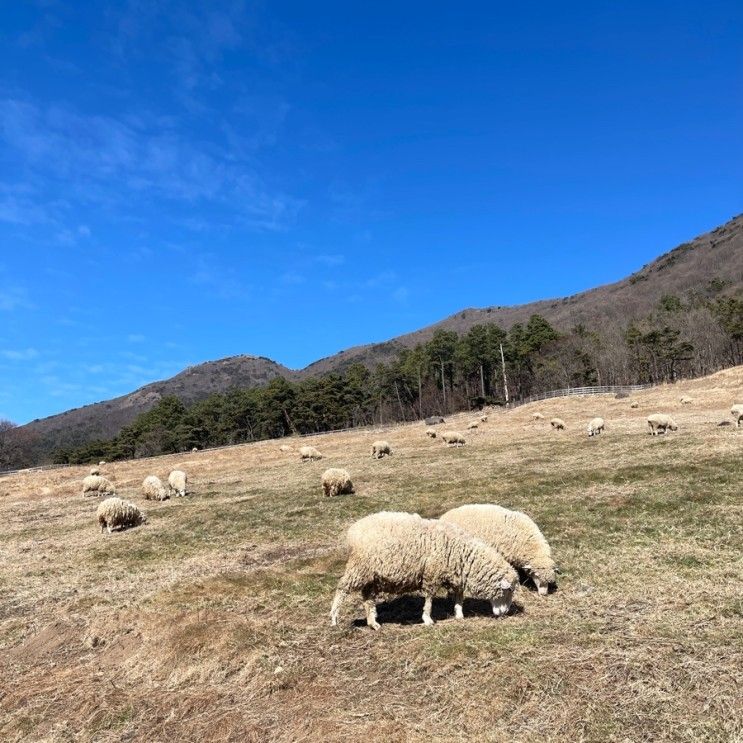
(8, 213, 743, 465)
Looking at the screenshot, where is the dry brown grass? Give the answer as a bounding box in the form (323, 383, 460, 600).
(1, 368, 742, 742)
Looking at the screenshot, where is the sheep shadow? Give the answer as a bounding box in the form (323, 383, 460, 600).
(352, 595, 523, 628)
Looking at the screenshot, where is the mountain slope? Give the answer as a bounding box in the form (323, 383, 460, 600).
(10, 213, 743, 465)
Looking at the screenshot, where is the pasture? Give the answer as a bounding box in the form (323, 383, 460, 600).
(1, 368, 741, 742)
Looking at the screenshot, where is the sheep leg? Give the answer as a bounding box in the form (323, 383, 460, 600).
(453, 589, 464, 620)
(422, 596, 435, 626)
(361, 586, 380, 631)
(329, 588, 347, 626)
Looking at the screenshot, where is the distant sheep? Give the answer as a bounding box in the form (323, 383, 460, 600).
(168, 469, 188, 497)
(321, 468, 354, 497)
(424, 416, 445, 426)
(680, 396, 693, 405)
(82, 475, 116, 498)
(142, 475, 168, 501)
(279, 444, 294, 452)
(467, 420, 479, 430)
(480, 415, 488, 422)
(587, 417, 605, 437)
(371, 440, 393, 459)
(532, 412, 544, 421)
(647, 413, 678, 435)
(441, 431, 466, 447)
(731, 404, 743, 428)
(191, 446, 199, 453)
(440, 504, 558, 596)
(550, 418, 566, 431)
(98, 461, 106, 466)
(330, 511, 517, 629)
(89, 466, 100, 476)
(630, 402, 639, 409)
(97, 497, 146, 534)
(300, 445, 322, 461)
(425, 428, 437, 438)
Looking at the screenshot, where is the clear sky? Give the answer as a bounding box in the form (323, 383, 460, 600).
(1, 2, 741, 424)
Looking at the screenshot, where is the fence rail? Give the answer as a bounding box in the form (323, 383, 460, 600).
(0, 384, 653, 478)
(508, 384, 651, 408)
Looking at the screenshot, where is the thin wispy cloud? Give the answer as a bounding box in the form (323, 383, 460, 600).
(1, 348, 39, 361)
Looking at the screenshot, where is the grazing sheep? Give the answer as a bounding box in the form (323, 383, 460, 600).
(718, 420, 732, 427)
(321, 468, 354, 497)
(441, 431, 466, 447)
(467, 421, 479, 430)
(191, 447, 199, 453)
(731, 404, 743, 428)
(89, 466, 100, 476)
(98, 461, 106, 466)
(279, 444, 294, 452)
(440, 504, 558, 596)
(82, 475, 116, 498)
(630, 402, 639, 409)
(424, 416, 445, 426)
(168, 469, 188, 497)
(587, 417, 605, 437)
(300, 445, 323, 461)
(480, 415, 488, 423)
(647, 413, 678, 435)
(680, 396, 693, 405)
(371, 440, 393, 459)
(425, 428, 437, 439)
(330, 511, 518, 629)
(142, 475, 168, 501)
(550, 418, 566, 431)
(97, 497, 146, 534)
(532, 412, 544, 421)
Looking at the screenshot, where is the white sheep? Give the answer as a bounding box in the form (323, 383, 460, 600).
(300, 445, 323, 461)
(98, 461, 106, 466)
(440, 504, 558, 596)
(191, 446, 199, 453)
(168, 469, 188, 497)
(82, 475, 116, 498)
(532, 412, 544, 421)
(279, 444, 294, 452)
(89, 466, 100, 476)
(731, 404, 743, 428)
(441, 431, 466, 447)
(371, 440, 393, 459)
(480, 415, 488, 423)
(321, 468, 355, 497)
(425, 428, 437, 438)
(142, 475, 169, 501)
(330, 511, 518, 629)
(97, 497, 146, 534)
(680, 396, 693, 405)
(647, 413, 678, 435)
(467, 421, 479, 430)
(630, 402, 639, 409)
(550, 418, 566, 431)
(587, 417, 605, 437)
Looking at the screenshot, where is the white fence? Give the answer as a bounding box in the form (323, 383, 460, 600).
(508, 384, 651, 408)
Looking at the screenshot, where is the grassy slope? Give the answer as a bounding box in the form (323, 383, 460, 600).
(0, 368, 741, 742)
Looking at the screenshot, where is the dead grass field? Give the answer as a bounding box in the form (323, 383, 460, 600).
(1, 368, 741, 742)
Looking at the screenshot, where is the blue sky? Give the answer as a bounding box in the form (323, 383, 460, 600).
(1, 2, 741, 423)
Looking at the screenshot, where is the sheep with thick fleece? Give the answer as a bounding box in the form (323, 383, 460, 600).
(587, 417, 605, 437)
(532, 412, 544, 421)
(300, 445, 322, 461)
(168, 469, 188, 497)
(467, 420, 479, 430)
(647, 413, 678, 435)
(89, 466, 100, 476)
(441, 431, 466, 447)
(330, 511, 518, 629)
(440, 504, 557, 596)
(322, 468, 354, 497)
(371, 440, 393, 459)
(425, 428, 437, 439)
(142, 475, 168, 501)
(731, 404, 743, 428)
(550, 418, 566, 431)
(82, 475, 115, 498)
(97, 497, 146, 533)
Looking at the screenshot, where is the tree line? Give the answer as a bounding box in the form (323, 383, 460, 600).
(46, 293, 741, 466)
